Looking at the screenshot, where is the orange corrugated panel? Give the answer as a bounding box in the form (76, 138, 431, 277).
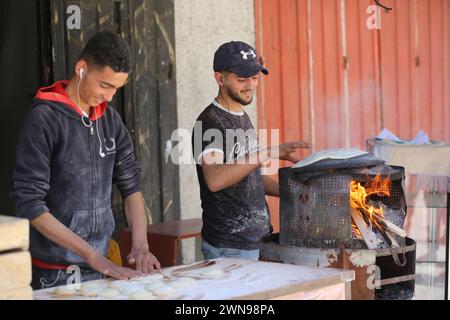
(280, 0, 302, 145)
(297, 0, 312, 160)
(310, 0, 327, 150)
(430, 0, 444, 140)
(324, 0, 345, 148)
(417, 0, 432, 136)
(379, 0, 399, 134)
(346, 0, 382, 147)
(346, 0, 364, 147)
(396, 0, 414, 139)
(444, 0, 450, 141)
(255, 0, 283, 232)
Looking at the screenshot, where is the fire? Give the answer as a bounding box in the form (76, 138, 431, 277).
(350, 175, 391, 233)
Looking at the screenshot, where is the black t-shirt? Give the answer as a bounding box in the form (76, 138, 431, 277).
(192, 101, 271, 250)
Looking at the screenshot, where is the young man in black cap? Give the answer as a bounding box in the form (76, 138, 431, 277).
(192, 41, 310, 260)
(11, 31, 160, 289)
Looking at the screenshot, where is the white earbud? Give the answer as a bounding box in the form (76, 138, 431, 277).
(80, 68, 84, 79)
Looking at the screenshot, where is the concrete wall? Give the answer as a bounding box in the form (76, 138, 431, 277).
(174, 0, 257, 263)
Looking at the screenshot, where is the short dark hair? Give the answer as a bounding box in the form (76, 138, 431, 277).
(79, 31, 131, 73)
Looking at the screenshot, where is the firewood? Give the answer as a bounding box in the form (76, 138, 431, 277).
(350, 208, 380, 249)
(384, 230, 400, 248)
(379, 217, 407, 237)
(356, 207, 407, 238)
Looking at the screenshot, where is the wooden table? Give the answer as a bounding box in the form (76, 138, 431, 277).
(33, 258, 355, 300)
(119, 218, 202, 268)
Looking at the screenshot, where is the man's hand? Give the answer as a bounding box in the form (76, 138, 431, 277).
(266, 141, 311, 163)
(86, 250, 139, 280)
(122, 192, 162, 274)
(127, 248, 161, 274)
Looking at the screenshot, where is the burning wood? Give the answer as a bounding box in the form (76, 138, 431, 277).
(350, 208, 381, 249)
(350, 176, 406, 249)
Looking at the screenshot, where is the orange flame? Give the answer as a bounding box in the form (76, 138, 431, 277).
(350, 175, 391, 233)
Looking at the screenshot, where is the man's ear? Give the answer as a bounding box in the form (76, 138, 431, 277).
(214, 72, 225, 87)
(75, 60, 88, 78)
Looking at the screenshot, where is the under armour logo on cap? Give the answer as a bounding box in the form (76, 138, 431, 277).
(213, 41, 269, 78)
(240, 50, 256, 60)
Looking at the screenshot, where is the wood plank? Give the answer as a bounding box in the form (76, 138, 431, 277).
(350, 208, 379, 249)
(0, 286, 33, 300)
(0, 251, 31, 292)
(380, 217, 407, 237)
(0, 215, 29, 252)
(154, 0, 181, 222)
(129, 0, 163, 224)
(384, 230, 399, 248)
(50, 0, 66, 81)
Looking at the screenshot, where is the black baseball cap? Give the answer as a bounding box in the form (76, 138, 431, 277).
(213, 41, 269, 78)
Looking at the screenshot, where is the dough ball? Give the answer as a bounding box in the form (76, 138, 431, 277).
(80, 287, 101, 297)
(129, 290, 155, 300)
(109, 280, 130, 289)
(200, 269, 225, 278)
(53, 286, 78, 297)
(144, 281, 165, 292)
(119, 284, 144, 295)
(152, 285, 176, 297)
(98, 288, 121, 298)
(169, 277, 197, 288)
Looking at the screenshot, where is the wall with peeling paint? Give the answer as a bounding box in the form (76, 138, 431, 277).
(174, 0, 257, 264)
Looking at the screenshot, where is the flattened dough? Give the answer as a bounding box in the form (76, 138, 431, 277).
(130, 273, 164, 282)
(98, 288, 121, 298)
(145, 281, 165, 292)
(109, 280, 130, 289)
(169, 277, 197, 288)
(151, 285, 176, 297)
(200, 269, 225, 278)
(53, 286, 78, 297)
(80, 287, 101, 297)
(129, 290, 155, 300)
(81, 280, 109, 289)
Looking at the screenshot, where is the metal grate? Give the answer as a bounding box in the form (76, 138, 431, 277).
(279, 165, 406, 248)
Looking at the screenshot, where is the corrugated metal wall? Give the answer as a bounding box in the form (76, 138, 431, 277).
(255, 0, 450, 231)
